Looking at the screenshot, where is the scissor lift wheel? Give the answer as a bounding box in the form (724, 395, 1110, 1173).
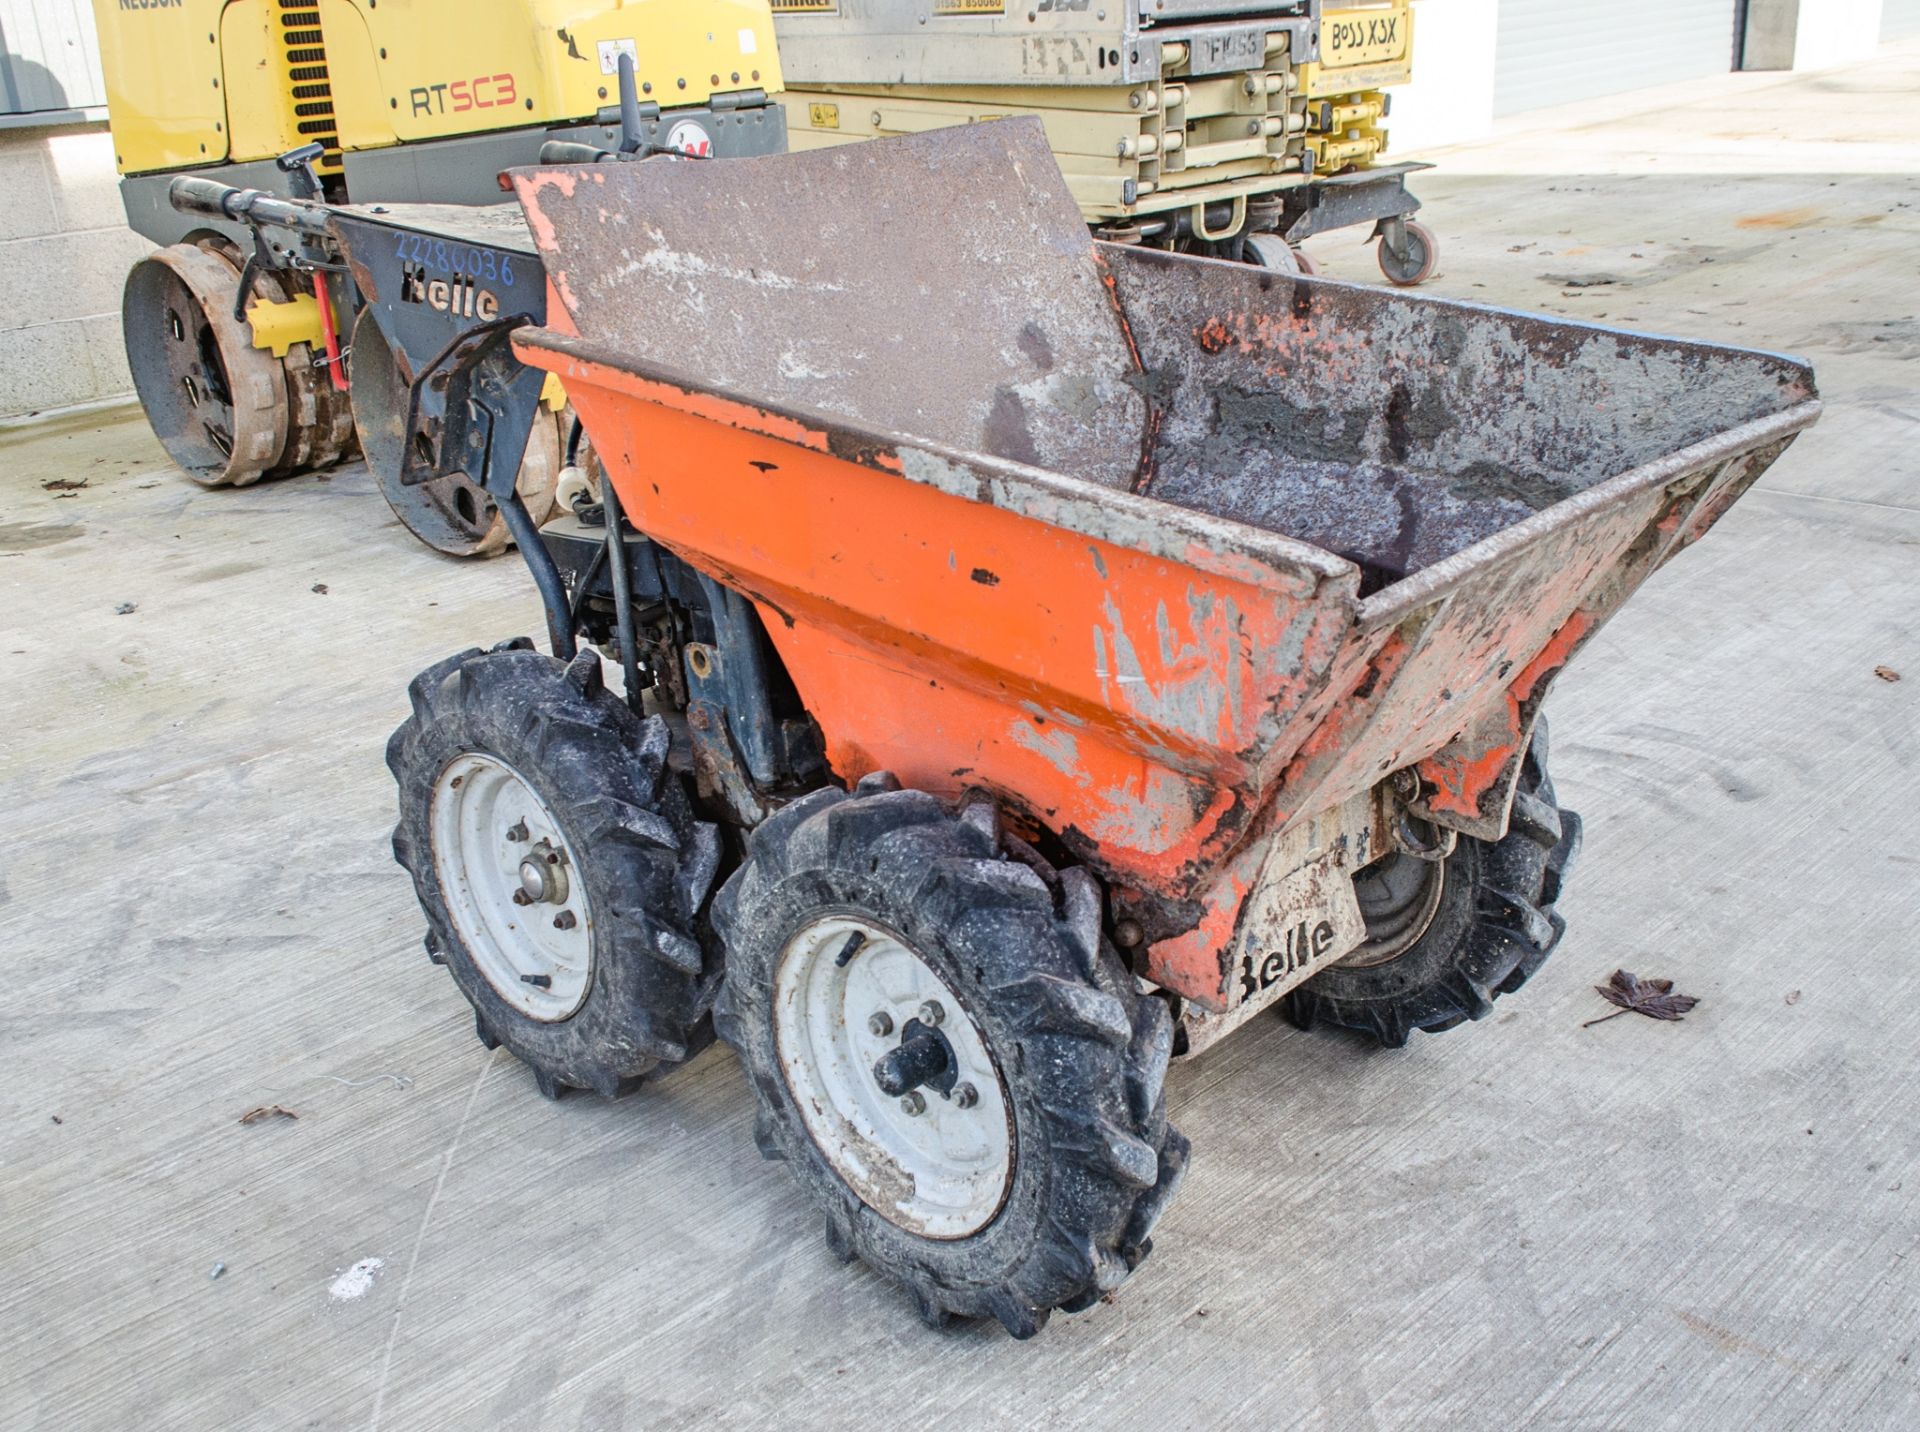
(1376, 218, 1439, 287)
(713, 779, 1189, 1338)
(1243, 232, 1320, 277)
(387, 641, 723, 1098)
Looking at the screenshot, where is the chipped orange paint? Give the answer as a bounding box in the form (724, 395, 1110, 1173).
(1416, 602, 1596, 822)
(1513, 609, 1592, 704)
(517, 346, 834, 455)
(509, 332, 1799, 1010)
(541, 278, 578, 338)
(513, 341, 1352, 900)
(1144, 846, 1259, 1000)
(512, 170, 579, 253)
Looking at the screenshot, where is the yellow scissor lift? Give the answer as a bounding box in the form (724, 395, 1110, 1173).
(776, 0, 1435, 283)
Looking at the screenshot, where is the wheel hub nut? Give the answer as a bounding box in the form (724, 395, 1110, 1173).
(899, 1091, 926, 1116)
(954, 1082, 978, 1109)
(867, 1011, 894, 1037)
(917, 1000, 945, 1027)
(517, 840, 569, 904)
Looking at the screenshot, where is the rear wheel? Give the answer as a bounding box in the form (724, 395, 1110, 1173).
(387, 642, 723, 1097)
(713, 779, 1188, 1338)
(1284, 723, 1582, 1046)
(349, 309, 561, 557)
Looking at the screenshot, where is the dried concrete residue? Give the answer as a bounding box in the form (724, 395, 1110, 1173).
(621, 228, 845, 294)
(328, 1257, 385, 1302)
(1010, 717, 1084, 782)
(1095, 589, 1246, 745)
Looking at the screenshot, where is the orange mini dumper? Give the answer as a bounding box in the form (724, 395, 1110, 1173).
(383, 120, 1820, 1337)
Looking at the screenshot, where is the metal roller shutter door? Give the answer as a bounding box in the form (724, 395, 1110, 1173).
(0, 0, 106, 115)
(1886, 1, 1920, 41)
(1494, 0, 1737, 118)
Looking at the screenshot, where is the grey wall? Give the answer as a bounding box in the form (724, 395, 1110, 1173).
(0, 120, 149, 416)
(1, 0, 106, 116)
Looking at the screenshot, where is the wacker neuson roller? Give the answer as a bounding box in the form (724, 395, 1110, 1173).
(172, 120, 1818, 1336)
(92, 0, 785, 555)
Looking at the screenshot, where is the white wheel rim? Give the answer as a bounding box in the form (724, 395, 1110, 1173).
(429, 753, 593, 1021)
(774, 915, 1014, 1239)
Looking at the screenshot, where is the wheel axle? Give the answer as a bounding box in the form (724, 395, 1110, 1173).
(872, 1018, 959, 1099)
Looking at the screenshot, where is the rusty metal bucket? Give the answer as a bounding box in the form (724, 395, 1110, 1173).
(505, 119, 1819, 1010)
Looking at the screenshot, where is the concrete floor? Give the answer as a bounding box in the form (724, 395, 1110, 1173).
(3, 44, 1917, 1432)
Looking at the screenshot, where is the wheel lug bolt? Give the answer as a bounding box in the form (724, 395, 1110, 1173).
(553, 910, 577, 930)
(954, 1082, 978, 1109)
(917, 1000, 945, 1027)
(899, 1091, 926, 1116)
(867, 1011, 894, 1037)
(506, 821, 528, 841)
(511, 889, 533, 906)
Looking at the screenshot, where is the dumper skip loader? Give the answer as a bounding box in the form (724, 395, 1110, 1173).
(170, 119, 1819, 1337)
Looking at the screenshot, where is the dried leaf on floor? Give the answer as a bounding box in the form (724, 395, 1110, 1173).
(311, 583, 329, 595)
(238, 1104, 299, 1124)
(42, 477, 87, 491)
(1874, 665, 1901, 682)
(1583, 969, 1700, 1027)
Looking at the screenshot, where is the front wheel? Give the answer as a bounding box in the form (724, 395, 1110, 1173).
(1284, 722, 1582, 1047)
(713, 779, 1188, 1338)
(387, 642, 724, 1097)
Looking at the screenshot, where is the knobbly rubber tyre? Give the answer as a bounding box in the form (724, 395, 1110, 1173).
(387, 641, 722, 1098)
(712, 777, 1189, 1338)
(1284, 723, 1583, 1047)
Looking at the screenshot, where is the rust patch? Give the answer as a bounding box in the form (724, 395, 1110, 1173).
(825, 427, 906, 472)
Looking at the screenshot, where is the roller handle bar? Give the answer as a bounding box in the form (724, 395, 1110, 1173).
(166, 175, 334, 238)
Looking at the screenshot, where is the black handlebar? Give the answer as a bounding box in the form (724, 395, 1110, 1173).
(167, 175, 245, 221)
(165, 175, 334, 236)
(536, 140, 618, 166)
